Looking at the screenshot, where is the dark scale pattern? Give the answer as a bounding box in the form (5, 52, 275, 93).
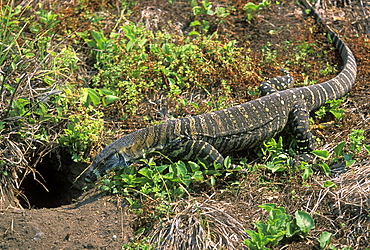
(86, 0, 357, 181)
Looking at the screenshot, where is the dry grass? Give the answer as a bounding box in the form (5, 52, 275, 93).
(333, 161, 370, 209)
(149, 196, 248, 250)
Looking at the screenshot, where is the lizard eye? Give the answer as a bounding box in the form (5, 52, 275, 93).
(106, 152, 128, 169)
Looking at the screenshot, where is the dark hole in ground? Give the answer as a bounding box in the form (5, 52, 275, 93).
(19, 153, 89, 209)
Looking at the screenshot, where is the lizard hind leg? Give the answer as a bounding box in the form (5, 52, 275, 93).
(259, 69, 294, 96)
(290, 102, 316, 163)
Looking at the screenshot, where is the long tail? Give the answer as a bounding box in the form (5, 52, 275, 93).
(300, 0, 357, 110)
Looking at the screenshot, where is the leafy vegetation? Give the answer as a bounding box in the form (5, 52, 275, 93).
(98, 156, 240, 207)
(244, 0, 271, 22)
(244, 203, 315, 250)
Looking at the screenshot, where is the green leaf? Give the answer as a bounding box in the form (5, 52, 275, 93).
(312, 150, 329, 160)
(319, 231, 332, 249)
(91, 30, 107, 50)
(244, 230, 271, 250)
(190, 20, 201, 27)
(330, 109, 344, 120)
(102, 95, 120, 106)
(175, 161, 188, 176)
(244, 3, 259, 12)
(302, 166, 313, 180)
(295, 210, 315, 234)
(126, 40, 134, 52)
(188, 161, 200, 172)
(86, 88, 100, 105)
(334, 141, 346, 157)
(210, 176, 216, 186)
(188, 31, 200, 36)
(138, 167, 153, 178)
(364, 144, 370, 155)
(259, 203, 278, 212)
(286, 220, 299, 237)
(154, 165, 168, 174)
(192, 171, 204, 181)
(324, 181, 337, 188)
(344, 153, 356, 167)
(266, 162, 286, 173)
(319, 162, 330, 176)
(224, 156, 231, 168)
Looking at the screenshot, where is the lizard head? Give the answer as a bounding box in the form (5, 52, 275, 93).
(85, 152, 129, 182)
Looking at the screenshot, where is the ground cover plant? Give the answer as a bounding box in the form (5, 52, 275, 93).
(0, 0, 369, 249)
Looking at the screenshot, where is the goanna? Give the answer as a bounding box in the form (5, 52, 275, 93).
(86, 0, 357, 181)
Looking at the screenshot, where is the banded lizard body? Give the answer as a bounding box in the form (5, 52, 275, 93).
(86, 0, 357, 181)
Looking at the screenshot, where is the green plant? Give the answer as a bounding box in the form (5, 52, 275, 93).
(122, 237, 153, 250)
(190, 0, 230, 35)
(99, 159, 202, 205)
(315, 98, 346, 121)
(29, 3, 59, 33)
(319, 231, 357, 250)
(58, 111, 104, 162)
(80, 88, 120, 107)
(260, 137, 291, 173)
(99, 156, 238, 207)
(348, 129, 365, 154)
(244, 0, 270, 22)
(80, 22, 250, 114)
(244, 203, 315, 249)
(261, 42, 277, 63)
(318, 231, 332, 249)
(0, 4, 27, 67)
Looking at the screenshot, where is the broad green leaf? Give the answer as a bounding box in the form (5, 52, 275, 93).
(319, 162, 330, 176)
(192, 171, 204, 181)
(97, 88, 114, 95)
(266, 162, 286, 173)
(175, 161, 188, 176)
(188, 161, 200, 172)
(87, 88, 100, 105)
(210, 176, 216, 186)
(319, 231, 332, 249)
(188, 31, 200, 36)
(102, 95, 120, 106)
(154, 165, 168, 174)
(312, 150, 329, 160)
(224, 156, 231, 168)
(126, 40, 134, 52)
(334, 141, 346, 157)
(344, 153, 356, 167)
(295, 210, 315, 234)
(190, 20, 201, 27)
(286, 220, 299, 237)
(302, 166, 313, 180)
(138, 167, 153, 178)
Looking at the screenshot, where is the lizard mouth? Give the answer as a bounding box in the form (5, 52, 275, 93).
(85, 153, 129, 182)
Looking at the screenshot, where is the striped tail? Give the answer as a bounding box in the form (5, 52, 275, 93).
(301, 0, 357, 110)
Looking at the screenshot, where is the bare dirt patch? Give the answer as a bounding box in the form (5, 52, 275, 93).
(1, 189, 134, 249)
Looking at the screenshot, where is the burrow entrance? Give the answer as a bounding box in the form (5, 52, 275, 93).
(18, 153, 90, 209)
